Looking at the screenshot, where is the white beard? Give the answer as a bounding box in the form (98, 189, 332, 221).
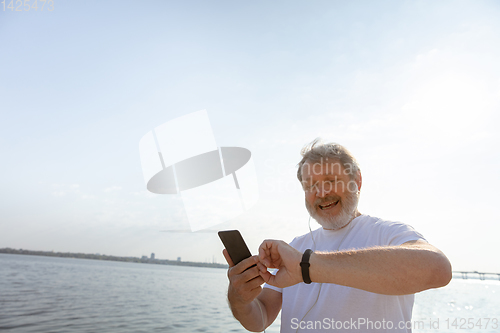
(306, 189, 360, 230)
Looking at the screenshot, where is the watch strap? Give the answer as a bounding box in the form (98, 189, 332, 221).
(300, 249, 313, 284)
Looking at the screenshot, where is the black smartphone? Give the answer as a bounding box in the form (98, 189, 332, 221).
(218, 230, 253, 266)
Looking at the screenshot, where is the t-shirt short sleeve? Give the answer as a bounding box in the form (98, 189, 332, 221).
(384, 221, 427, 246)
(263, 283, 282, 293)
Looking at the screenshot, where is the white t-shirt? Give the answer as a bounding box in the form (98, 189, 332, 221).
(264, 214, 426, 333)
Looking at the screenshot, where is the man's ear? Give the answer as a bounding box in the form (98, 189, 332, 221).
(357, 171, 362, 191)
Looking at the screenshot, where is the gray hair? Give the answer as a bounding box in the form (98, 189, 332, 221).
(296, 138, 361, 182)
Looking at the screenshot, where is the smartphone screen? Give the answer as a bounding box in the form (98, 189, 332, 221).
(218, 230, 252, 266)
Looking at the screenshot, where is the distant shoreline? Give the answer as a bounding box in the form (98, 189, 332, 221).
(3, 248, 498, 280)
(0, 248, 229, 269)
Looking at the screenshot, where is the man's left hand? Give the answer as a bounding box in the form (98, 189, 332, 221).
(257, 239, 303, 288)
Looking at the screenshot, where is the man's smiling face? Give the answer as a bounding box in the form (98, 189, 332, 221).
(301, 159, 361, 230)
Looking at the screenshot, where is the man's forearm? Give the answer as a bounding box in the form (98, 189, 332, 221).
(308, 242, 452, 295)
(230, 298, 267, 332)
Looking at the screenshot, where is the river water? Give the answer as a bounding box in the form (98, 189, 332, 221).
(0, 254, 499, 332)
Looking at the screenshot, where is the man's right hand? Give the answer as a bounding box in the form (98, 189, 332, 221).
(223, 249, 266, 309)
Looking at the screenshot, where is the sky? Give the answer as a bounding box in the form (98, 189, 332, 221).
(1, 0, 499, 272)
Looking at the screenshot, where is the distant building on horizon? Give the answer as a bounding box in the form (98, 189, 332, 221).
(177, 257, 181, 262)
(151, 253, 155, 260)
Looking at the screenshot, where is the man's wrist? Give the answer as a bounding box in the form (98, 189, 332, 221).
(307, 251, 338, 285)
(229, 300, 252, 317)
(308, 251, 319, 283)
(230, 299, 267, 332)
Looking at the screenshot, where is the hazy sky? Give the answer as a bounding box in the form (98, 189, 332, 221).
(1, 0, 499, 272)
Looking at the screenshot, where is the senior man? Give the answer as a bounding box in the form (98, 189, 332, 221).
(223, 138, 451, 332)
